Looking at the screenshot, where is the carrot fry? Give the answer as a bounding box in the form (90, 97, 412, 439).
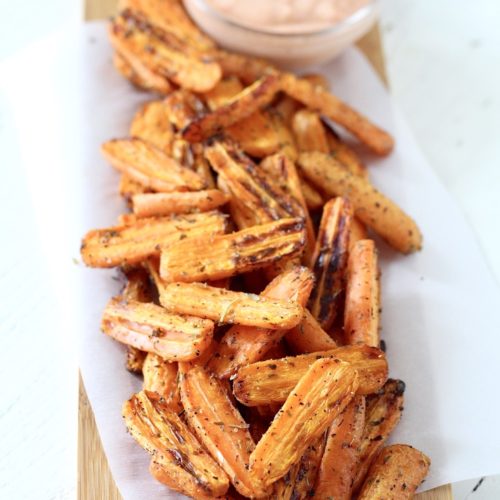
(126, 346, 147, 373)
(267, 108, 299, 162)
(121, 0, 216, 51)
(249, 358, 359, 486)
(110, 10, 221, 92)
(129, 100, 174, 153)
(208, 266, 315, 378)
(308, 197, 352, 329)
(350, 216, 368, 249)
(81, 211, 227, 268)
(101, 138, 207, 192)
(112, 51, 173, 95)
(285, 309, 338, 354)
(352, 379, 405, 493)
(357, 444, 430, 500)
(159, 218, 305, 282)
(178, 364, 268, 498)
(171, 138, 216, 188)
(122, 390, 229, 498)
(292, 109, 330, 154)
(159, 282, 304, 330)
(273, 433, 326, 499)
(299, 152, 422, 253)
(205, 141, 303, 223)
(325, 124, 368, 178)
(163, 90, 207, 130)
(344, 239, 380, 347)
(214, 49, 276, 85)
(260, 153, 316, 264)
(314, 395, 366, 500)
(142, 353, 182, 413)
(182, 74, 282, 142)
(300, 178, 324, 210)
(281, 73, 394, 155)
(301, 73, 330, 90)
(203, 76, 245, 109)
(233, 345, 388, 406)
(119, 173, 148, 203)
(132, 190, 230, 217)
(101, 297, 213, 361)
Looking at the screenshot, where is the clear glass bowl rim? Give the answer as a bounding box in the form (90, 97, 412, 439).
(185, 0, 378, 38)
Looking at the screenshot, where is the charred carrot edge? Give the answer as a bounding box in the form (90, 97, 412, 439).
(101, 297, 213, 361)
(344, 239, 381, 347)
(182, 74, 282, 142)
(350, 216, 368, 250)
(208, 266, 315, 379)
(324, 123, 368, 178)
(260, 153, 316, 265)
(170, 138, 216, 188)
(285, 309, 338, 354)
(291, 109, 330, 154)
(122, 0, 216, 51)
(217, 174, 257, 230)
(299, 152, 422, 253)
(352, 379, 406, 493)
(357, 445, 430, 500)
(101, 138, 207, 192)
(129, 100, 174, 153)
(281, 73, 394, 155)
(159, 217, 306, 282)
(232, 345, 388, 407)
(112, 51, 173, 95)
(159, 282, 304, 330)
(123, 390, 229, 497)
(249, 358, 359, 487)
(110, 10, 221, 92)
(308, 197, 352, 329)
(205, 141, 303, 223)
(314, 395, 366, 499)
(178, 364, 268, 498)
(81, 211, 227, 268)
(132, 190, 230, 217)
(142, 353, 182, 413)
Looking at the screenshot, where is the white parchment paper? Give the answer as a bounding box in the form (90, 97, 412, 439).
(70, 22, 500, 499)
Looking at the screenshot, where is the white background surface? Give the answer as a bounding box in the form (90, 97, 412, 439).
(0, 0, 499, 498)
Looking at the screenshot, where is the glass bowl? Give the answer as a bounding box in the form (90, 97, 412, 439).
(183, 0, 378, 69)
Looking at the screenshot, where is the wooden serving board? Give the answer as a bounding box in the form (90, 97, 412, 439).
(79, 2, 453, 498)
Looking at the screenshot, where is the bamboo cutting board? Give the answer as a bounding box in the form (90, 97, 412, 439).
(79, 2, 453, 498)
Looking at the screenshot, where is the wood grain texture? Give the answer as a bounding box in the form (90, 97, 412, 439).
(79, 1, 451, 498)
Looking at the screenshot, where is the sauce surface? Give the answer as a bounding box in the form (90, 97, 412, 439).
(205, 0, 371, 33)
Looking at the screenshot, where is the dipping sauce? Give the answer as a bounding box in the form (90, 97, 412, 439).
(204, 0, 371, 33)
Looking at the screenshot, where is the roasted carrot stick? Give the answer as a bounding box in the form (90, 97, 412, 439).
(203, 76, 244, 109)
(344, 239, 381, 347)
(129, 100, 174, 153)
(233, 345, 388, 406)
(208, 266, 315, 378)
(123, 390, 229, 498)
(110, 10, 221, 92)
(101, 297, 213, 361)
(178, 364, 268, 498)
(101, 138, 207, 192)
(159, 282, 304, 330)
(132, 190, 230, 217)
(260, 153, 316, 264)
(308, 197, 352, 329)
(281, 73, 394, 156)
(249, 358, 359, 486)
(266, 108, 299, 162)
(285, 309, 338, 354)
(159, 218, 305, 282)
(142, 353, 182, 413)
(292, 109, 330, 154)
(119, 174, 148, 204)
(205, 141, 304, 223)
(314, 395, 366, 499)
(182, 74, 282, 142)
(352, 379, 406, 493)
(299, 152, 422, 253)
(81, 211, 227, 268)
(357, 445, 430, 500)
